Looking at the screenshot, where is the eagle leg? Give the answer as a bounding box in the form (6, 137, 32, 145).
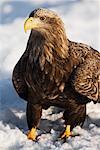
(61, 125, 72, 138)
(26, 103, 42, 140)
(61, 102, 86, 139)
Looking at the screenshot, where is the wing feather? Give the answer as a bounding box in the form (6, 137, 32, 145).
(12, 52, 28, 100)
(71, 48, 100, 102)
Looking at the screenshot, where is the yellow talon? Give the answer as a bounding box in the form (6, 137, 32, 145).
(61, 125, 72, 138)
(27, 127, 37, 140)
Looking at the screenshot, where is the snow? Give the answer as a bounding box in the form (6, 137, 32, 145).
(0, 0, 100, 149)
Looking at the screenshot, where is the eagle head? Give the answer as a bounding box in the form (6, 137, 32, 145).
(24, 8, 69, 60)
(24, 8, 64, 34)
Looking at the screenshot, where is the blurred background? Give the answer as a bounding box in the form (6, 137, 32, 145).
(0, 0, 100, 75)
(0, 0, 100, 78)
(0, 0, 100, 119)
(0, 1, 100, 149)
(0, 0, 100, 126)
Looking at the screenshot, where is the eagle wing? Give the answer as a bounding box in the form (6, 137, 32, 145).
(71, 48, 100, 103)
(12, 52, 28, 100)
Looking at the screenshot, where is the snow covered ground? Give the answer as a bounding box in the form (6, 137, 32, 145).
(0, 0, 100, 149)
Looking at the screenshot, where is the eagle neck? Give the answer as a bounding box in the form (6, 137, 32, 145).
(27, 30, 69, 72)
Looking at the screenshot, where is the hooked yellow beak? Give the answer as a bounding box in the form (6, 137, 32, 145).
(24, 17, 40, 33)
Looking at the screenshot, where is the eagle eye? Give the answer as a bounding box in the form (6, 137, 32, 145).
(40, 16, 46, 21)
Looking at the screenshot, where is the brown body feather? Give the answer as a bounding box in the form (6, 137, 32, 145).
(12, 8, 100, 133)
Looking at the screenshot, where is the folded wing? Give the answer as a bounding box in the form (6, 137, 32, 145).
(71, 48, 100, 103)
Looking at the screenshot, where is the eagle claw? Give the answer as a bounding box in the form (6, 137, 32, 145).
(61, 125, 72, 139)
(27, 127, 37, 141)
